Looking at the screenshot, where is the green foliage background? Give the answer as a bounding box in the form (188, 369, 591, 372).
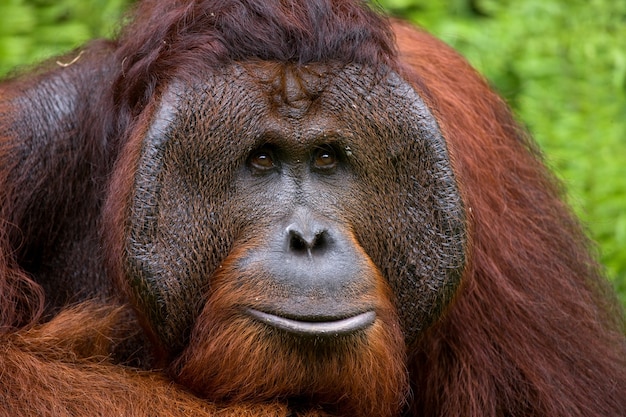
(1, 0, 624, 307)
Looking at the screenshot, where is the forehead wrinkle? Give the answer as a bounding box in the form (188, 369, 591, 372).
(168, 63, 391, 154)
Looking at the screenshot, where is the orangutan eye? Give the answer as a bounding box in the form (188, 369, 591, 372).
(248, 147, 277, 172)
(312, 145, 338, 170)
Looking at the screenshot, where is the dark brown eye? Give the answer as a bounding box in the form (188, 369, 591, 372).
(313, 146, 337, 170)
(249, 148, 276, 171)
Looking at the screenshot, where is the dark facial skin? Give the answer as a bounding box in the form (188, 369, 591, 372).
(120, 62, 466, 355)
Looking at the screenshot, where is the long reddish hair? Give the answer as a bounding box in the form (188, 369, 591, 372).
(394, 22, 626, 416)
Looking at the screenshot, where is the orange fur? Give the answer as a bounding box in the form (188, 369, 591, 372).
(0, 304, 301, 416)
(394, 22, 626, 416)
(173, 244, 408, 417)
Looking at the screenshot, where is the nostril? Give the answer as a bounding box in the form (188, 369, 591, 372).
(289, 230, 309, 253)
(312, 231, 328, 250)
(286, 225, 330, 256)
